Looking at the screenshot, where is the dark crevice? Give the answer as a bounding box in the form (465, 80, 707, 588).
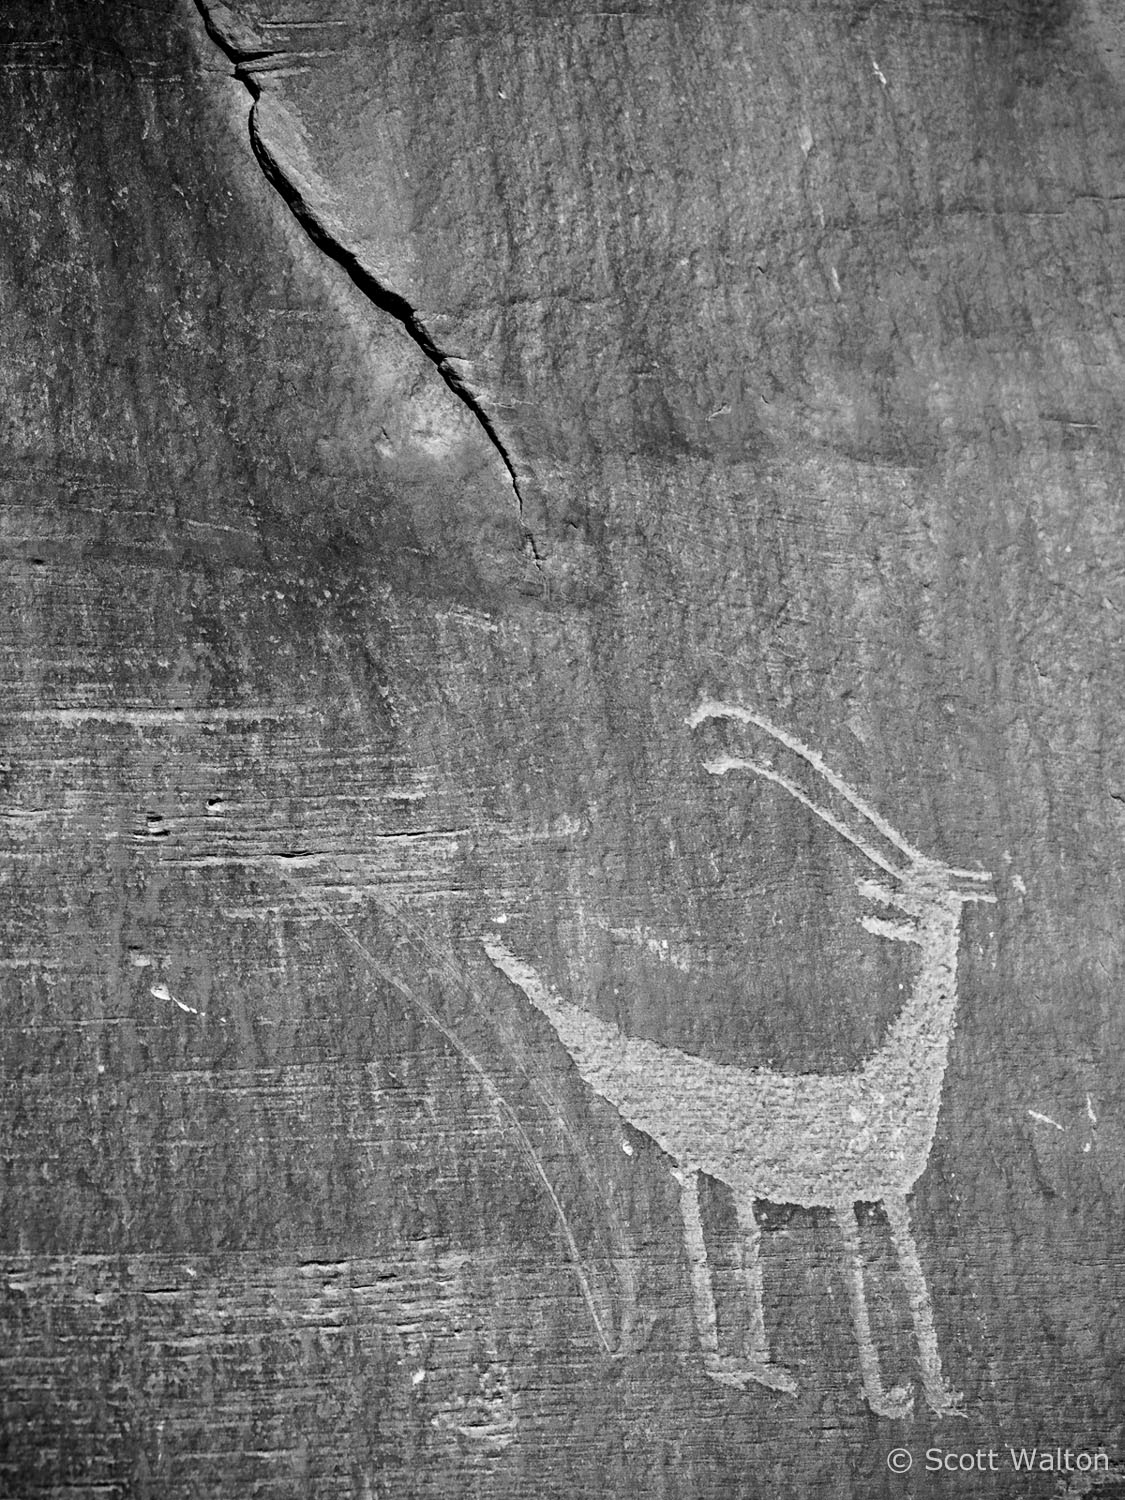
(193, 0, 542, 568)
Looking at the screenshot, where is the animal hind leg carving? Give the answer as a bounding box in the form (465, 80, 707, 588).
(834, 1203, 913, 1418)
(884, 1193, 965, 1418)
(674, 1167, 796, 1394)
(734, 1194, 798, 1394)
(674, 1168, 721, 1360)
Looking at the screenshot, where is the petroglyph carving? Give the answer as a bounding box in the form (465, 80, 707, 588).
(484, 703, 995, 1417)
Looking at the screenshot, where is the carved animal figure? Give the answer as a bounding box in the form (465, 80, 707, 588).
(484, 703, 995, 1417)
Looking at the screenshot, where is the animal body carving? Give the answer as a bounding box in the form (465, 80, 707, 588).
(484, 703, 995, 1417)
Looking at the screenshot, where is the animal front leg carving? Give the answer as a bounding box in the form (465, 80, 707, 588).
(834, 1203, 913, 1419)
(883, 1194, 965, 1418)
(832, 1196, 964, 1419)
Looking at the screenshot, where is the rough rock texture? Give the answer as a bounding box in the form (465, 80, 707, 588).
(2, 0, 1124, 1494)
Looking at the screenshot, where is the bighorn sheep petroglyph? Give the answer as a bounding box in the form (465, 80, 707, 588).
(484, 703, 994, 1417)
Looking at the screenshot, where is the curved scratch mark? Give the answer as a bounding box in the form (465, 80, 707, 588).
(289, 883, 618, 1356)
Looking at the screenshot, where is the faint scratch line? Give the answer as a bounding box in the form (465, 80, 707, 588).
(292, 887, 615, 1356)
(372, 893, 639, 1338)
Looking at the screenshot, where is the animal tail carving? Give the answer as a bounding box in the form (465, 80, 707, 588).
(483, 937, 631, 1084)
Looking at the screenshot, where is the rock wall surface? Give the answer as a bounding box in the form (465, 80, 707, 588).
(2, 0, 1124, 1494)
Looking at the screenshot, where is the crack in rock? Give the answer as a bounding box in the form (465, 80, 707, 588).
(194, 0, 543, 570)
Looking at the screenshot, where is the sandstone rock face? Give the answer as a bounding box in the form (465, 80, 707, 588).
(2, 0, 1123, 1493)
